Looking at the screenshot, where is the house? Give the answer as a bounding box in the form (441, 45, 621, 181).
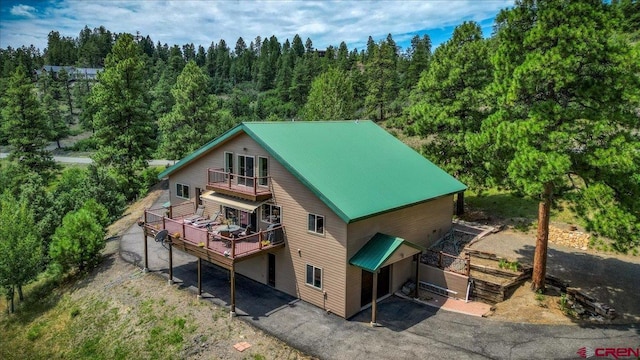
(35, 65, 103, 81)
(144, 120, 466, 322)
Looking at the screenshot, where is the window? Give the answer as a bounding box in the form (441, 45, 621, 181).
(308, 213, 324, 234)
(258, 157, 268, 186)
(261, 203, 281, 224)
(223, 207, 254, 228)
(224, 152, 234, 174)
(176, 183, 190, 199)
(237, 155, 255, 187)
(306, 264, 322, 289)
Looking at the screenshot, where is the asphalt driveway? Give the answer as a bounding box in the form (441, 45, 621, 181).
(120, 191, 640, 359)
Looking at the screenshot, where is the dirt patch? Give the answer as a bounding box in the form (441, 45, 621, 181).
(77, 253, 310, 359)
(486, 281, 576, 324)
(105, 184, 166, 240)
(470, 228, 640, 325)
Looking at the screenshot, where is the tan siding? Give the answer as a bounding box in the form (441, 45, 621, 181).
(344, 195, 454, 318)
(269, 158, 348, 317)
(419, 264, 469, 299)
(391, 257, 414, 293)
(166, 132, 349, 317)
(236, 255, 266, 284)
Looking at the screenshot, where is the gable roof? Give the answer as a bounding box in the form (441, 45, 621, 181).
(350, 233, 424, 272)
(158, 120, 466, 223)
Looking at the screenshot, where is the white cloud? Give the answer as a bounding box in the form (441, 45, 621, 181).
(0, 0, 513, 51)
(10, 4, 37, 18)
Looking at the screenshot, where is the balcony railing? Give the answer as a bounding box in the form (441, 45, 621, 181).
(206, 168, 272, 200)
(144, 206, 285, 260)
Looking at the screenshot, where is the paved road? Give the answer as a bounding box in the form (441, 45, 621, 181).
(0, 153, 175, 166)
(120, 190, 640, 360)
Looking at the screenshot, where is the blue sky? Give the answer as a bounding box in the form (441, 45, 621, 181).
(0, 0, 512, 53)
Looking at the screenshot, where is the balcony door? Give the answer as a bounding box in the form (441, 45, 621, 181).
(237, 155, 254, 187)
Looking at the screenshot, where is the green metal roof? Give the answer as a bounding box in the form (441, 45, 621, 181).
(349, 233, 424, 272)
(159, 120, 467, 223)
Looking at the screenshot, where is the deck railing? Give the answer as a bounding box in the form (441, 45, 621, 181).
(144, 208, 284, 259)
(207, 168, 271, 196)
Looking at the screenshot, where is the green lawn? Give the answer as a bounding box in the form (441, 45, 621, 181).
(465, 187, 583, 227)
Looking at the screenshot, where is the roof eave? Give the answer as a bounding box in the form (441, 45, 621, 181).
(346, 188, 466, 224)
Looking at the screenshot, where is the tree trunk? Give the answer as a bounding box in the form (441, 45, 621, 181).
(456, 192, 465, 216)
(531, 182, 553, 292)
(8, 285, 15, 314)
(18, 284, 24, 301)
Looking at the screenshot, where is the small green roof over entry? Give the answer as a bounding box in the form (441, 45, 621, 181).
(159, 120, 467, 223)
(350, 233, 424, 273)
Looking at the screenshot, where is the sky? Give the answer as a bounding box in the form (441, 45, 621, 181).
(0, 0, 513, 53)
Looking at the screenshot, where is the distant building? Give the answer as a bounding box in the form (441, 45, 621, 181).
(35, 65, 103, 81)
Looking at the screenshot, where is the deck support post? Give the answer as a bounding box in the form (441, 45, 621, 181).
(370, 270, 379, 327)
(414, 253, 421, 297)
(143, 229, 149, 273)
(168, 241, 173, 285)
(197, 258, 202, 299)
(230, 263, 236, 317)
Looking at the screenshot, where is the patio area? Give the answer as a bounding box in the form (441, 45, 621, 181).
(143, 202, 285, 261)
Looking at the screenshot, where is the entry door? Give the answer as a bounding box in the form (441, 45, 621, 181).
(238, 155, 254, 187)
(360, 265, 391, 307)
(361, 270, 373, 307)
(268, 253, 276, 287)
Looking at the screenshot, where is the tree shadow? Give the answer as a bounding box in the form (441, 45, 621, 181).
(513, 244, 640, 327)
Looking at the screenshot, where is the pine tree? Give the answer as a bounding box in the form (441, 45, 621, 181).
(158, 60, 218, 159)
(301, 67, 355, 120)
(89, 34, 153, 200)
(364, 35, 399, 121)
(2, 65, 57, 182)
(42, 93, 69, 149)
(475, 0, 640, 290)
(0, 192, 42, 313)
(408, 21, 492, 211)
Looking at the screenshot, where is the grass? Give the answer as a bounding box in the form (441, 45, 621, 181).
(465, 187, 583, 229)
(0, 273, 193, 360)
(0, 258, 307, 360)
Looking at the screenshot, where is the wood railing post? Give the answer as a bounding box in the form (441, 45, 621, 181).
(143, 228, 149, 273)
(168, 205, 173, 219)
(438, 251, 443, 269)
(259, 231, 263, 249)
(206, 232, 210, 249)
(182, 222, 186, 240)
(465, 253, 471, 277)
(231, 238, 236, 257)
(162, 216, 166, 229)
(228, 171, 232, 188)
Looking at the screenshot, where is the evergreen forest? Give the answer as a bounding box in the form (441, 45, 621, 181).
(0, 0, 639, 308)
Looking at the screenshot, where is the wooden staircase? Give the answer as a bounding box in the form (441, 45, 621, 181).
(465, 249, 532, 304)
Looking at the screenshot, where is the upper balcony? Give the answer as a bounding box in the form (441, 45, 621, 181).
(206, 168, 272, 202)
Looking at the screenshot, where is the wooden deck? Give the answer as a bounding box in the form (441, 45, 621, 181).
(206, 168, 272, 202)
(143, 207, 285, 269)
